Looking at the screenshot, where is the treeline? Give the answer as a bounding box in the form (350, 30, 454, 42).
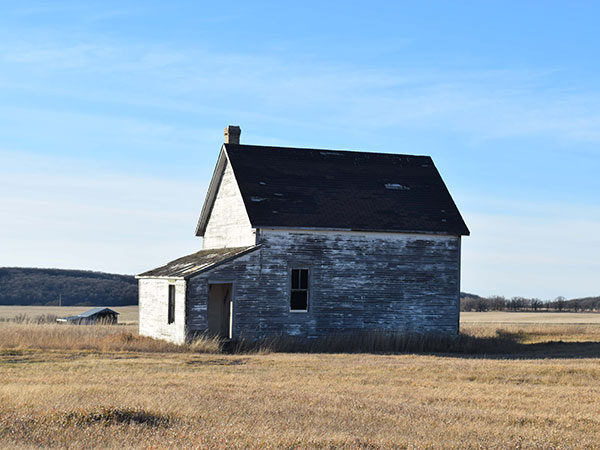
(460, 292, 600, 312)
(0, 267, 137, 306)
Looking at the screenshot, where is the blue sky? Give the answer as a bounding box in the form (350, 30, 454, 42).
(1, 1, 599, 299)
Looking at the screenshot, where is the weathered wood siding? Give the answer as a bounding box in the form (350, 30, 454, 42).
(187, 230, 461, 339)
(139, 278, 186, 344)
(202, 159, 256, 249)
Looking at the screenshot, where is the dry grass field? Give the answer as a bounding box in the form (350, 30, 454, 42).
(1, 311, 600, 448)
(0, 305, 139, 324)
(462, 311, 600, 324)
(4, 307, 597, 328)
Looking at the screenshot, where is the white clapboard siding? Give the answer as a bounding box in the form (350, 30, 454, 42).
(186, 229, 461, 339)
(202, 159, 256, 249)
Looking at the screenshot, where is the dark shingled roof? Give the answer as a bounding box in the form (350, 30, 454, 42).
(78, 307, 119, 318)
(223, 144, 469, 236)
(137, 246, 259, 279)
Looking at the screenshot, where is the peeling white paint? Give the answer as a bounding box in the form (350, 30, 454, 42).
(203, 159, 256, 249)
(139, 278, 186, 344)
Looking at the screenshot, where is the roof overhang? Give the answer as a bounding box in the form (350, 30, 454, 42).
(195, 145, 250, 237)
(136, 245, 261, 280)
(256, 226, 467, 237)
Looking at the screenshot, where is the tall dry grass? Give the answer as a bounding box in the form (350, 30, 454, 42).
(0, 313, 58, 324)
(0, 323, 221, 353)
(0, 322, 523, 355)
(3, 322, 600, 358)
(229, 330, 520, 354)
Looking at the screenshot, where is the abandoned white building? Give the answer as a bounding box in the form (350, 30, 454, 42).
(137, 126, 469, 343)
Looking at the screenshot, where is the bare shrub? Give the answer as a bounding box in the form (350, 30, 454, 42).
(12, 313, 28, 323)
(1, 313, 59, 324)
(32, 314, 59, 324)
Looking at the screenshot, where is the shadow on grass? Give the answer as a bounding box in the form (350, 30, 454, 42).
(497, 341, 600, 359)
(221, 331, 600, 359)
(63, 407, 174, 427)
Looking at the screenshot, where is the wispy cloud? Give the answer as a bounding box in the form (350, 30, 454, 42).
(0, 150, 206, 273)
(2, 35, 600, 146)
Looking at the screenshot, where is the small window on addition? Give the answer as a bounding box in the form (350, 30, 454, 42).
(168, 284, 175, 324)
(290, 269, 309, 311)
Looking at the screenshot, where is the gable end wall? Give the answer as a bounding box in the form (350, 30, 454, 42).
(202, 158, 255, 249)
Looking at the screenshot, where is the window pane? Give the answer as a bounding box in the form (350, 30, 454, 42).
(300, 269, 308, 290)
(291, 269, 300, 289)
(168, 285, 175, 324)
(290, 291, 308, 310)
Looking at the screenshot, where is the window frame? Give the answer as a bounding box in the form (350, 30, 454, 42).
(289, 268, 309, 312)
(167, 284, 176, 324)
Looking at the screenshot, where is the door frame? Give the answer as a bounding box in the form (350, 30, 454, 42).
(207, 281, 235, 339)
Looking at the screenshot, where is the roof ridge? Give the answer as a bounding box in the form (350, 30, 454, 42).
(225, 143, 430, 159)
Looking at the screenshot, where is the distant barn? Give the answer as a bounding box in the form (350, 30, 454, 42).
(57, 307, 119, 325)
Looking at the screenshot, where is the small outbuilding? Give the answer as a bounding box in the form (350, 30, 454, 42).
(57, 307, 119, 325)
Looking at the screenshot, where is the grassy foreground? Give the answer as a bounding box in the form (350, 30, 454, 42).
(1, 322, 600, 448)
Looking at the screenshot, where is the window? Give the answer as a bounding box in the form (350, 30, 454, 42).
(168, 285, 175, 324)
(290, 269, 309, 311)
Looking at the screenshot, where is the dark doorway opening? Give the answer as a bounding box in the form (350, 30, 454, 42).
(208, 283, 232, 338)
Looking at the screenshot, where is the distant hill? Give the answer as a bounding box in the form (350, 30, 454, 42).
(0, 267, 137, 306)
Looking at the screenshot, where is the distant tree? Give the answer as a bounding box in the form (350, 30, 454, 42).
(530, 298, 542, 311)
(460, 296, 479, 312)
(488, 296, 507, 311)
(555, 296, 566, 312)
(475, 298, 489, 312)
(509, 297, 526, 311)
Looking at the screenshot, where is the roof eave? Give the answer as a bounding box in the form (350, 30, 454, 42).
(256, 225, 468, 236)
(135, 275, 186, 280)
(195, 145, 227, 237)
(136, 245, 261, 280)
